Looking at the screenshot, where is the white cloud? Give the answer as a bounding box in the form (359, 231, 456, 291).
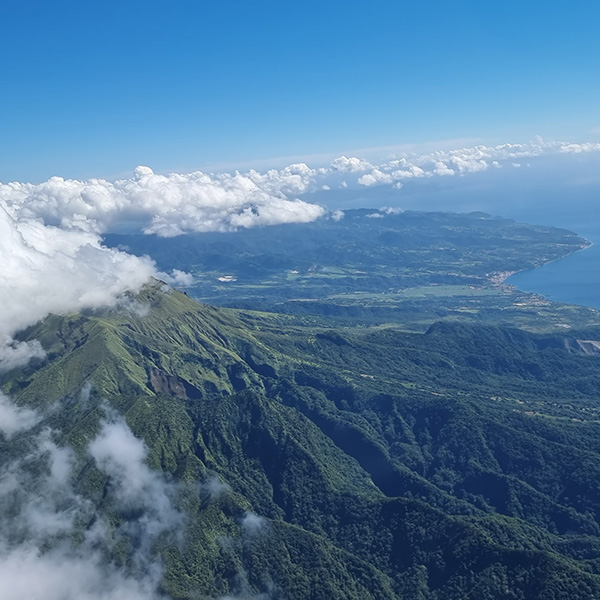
(433, 161, 455, 176)
(88, 415, 185, 577)
(381, 206, 403, 215)
(89, 417, 182, 533)
(358, 169, 394, 187)
(200, 476, 230, 500)
(162, 269, 194, 287)
(0, 339, 46, 373)
(0, 420, 168, 600)
(3, 138, 600, 247)
(0, 547, 160, 600)
(241, 511, 267, 535)
(0, 392, 39, 439)
(1, 165, 325, 238)
(337, 139, 600, 190)
(559, 142, 600, 154)
(330, 156, 373, 172)
(0, 204, 158, 370)
(0, 135, 598, 365)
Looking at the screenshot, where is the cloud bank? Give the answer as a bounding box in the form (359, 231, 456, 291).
(0, 135, 596, 598)
(2, 138, 599, 243)
(346, 138, 600, 189)
(1, 164, 325, 238)
(0, 203, 160, 370)
(0, 136, 597, 364)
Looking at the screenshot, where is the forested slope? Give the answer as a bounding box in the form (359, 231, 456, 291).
(3, 283, 600, 598)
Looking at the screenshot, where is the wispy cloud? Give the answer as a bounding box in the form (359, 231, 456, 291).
(0, 392, 39, 439)
(89, 415, 183, 536)
(0, 405, 174, 599)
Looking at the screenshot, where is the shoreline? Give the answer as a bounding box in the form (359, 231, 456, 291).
(499, 236, 594, 286)
(504, 236, 598, 309)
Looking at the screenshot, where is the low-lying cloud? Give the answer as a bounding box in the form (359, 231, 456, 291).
(0, 398, 177, 599)
(349, 138, 600, 188)
(0, 201, 196, 372)
(0, 205, 156, 338)
(0, 392, 40, 439)
(0, 137, 595, 361)
(241, 511, 268, 536)
(89, 416, 183, 541)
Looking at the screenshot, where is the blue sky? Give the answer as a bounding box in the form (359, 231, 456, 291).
(1, 0, 599, 182)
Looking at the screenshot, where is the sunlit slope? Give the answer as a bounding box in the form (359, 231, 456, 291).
(8, 282, 280, 403)
(4, 284, 600, 598)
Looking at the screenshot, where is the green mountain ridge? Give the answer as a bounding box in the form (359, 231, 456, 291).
(4, 281, 600, 598)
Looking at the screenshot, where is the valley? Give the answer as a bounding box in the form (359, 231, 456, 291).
(107, 209, 600, 333)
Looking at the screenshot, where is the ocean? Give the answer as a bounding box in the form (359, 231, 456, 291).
(506, 238, 600, 309)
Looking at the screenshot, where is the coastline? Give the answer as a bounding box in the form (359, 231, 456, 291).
(490, 237, 593, 287)
(505, 236, 599, 309)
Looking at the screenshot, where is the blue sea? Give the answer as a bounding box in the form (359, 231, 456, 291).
(506, 238, 600, 309)
(475, 198, 600, 310)
(495, 182, 600, 310)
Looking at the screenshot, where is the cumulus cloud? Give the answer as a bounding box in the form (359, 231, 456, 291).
(0, 203, 160, 371)
(381, 206, 403, 215)
(330, 156, 373, 172)
(433, 161, 455, 176)
(0, 207, 156, 332)
(0, 135, 598, 365)
(358, 169, 394, 187)
(3, 138, 600, 245)
(1, 165, 325, 238)
(325, 139, 600, 190)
